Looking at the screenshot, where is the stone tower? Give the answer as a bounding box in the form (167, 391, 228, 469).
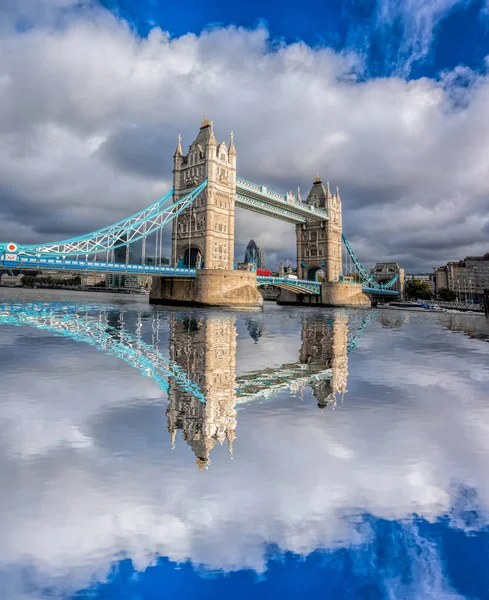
(172, 117, 236, 270)
(166, 314, 237, 469)
(296, 175, 343, 282)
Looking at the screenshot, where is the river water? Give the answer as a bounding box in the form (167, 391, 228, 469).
(1, 287, 489, 599)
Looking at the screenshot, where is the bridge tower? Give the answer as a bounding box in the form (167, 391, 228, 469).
(151, 118, 262, 308)
(172, 116, 236, 269)
(296, 175, 342, 282)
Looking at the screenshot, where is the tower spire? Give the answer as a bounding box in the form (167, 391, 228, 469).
(228, 131, 236, 156)
(297, 187, 302, 202)
(174, 134, 183, 157)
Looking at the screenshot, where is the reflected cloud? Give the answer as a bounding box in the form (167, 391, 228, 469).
(0, 299, 489, 598)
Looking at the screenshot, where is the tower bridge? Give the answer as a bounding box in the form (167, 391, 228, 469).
(0, 117, 399, 306)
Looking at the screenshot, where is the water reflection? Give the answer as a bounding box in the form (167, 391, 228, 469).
(299, 315, 348, 408)
(167, 315, 237, 469)
(0, 302, 369, 469)
(1, 293, 489, 599)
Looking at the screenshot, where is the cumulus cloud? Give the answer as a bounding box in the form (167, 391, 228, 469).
(0, 0, 488, 271)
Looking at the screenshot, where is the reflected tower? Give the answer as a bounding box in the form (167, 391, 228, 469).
(299, 314, 349, 408)
(167, 315, 237, 469)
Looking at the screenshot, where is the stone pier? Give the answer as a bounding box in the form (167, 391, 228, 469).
(150, 270, 263, 309)
(277, 281, 371, 308)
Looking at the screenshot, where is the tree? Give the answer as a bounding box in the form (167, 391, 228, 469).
(437, 287, 457, 301)
(405, 279, 432, 300)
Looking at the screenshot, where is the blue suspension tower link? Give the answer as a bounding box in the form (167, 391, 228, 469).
(1, 181, 208, 259)
(342, 232, 399, 291)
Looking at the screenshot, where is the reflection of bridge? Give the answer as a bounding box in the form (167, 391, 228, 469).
(1, 118, 399, 305)
(0, 302, 205, 401)
(235, 312, 371, 404)
(0, 302, 370, 468)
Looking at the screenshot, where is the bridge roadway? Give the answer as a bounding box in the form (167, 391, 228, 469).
(1, 253, 398, 296)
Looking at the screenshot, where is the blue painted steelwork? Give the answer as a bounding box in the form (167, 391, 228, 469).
(256, 275, 322, 295)
(0, 303, 204, 401)
(236, 179, 329, 224)
(342, 233, 399, 293)
(0, 254, 197, 276)
(362, 286, 399, 296)
(0, 181, 207, 259)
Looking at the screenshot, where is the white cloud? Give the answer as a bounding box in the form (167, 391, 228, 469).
(0, 1, 488, 270)
(375, 0, 467, 76)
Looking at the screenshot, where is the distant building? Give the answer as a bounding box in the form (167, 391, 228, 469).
(244, 240, 266, 268)
(79, 273, 106, 286)
(106, 273, 151, 291)
(372, 263, 405, 294)
(405, 273, 434, 294)
(434, 252, 489, 301)
(434, 267, 448, 293)
(39, 271, 77, 280)
(34, 271, 105, 286)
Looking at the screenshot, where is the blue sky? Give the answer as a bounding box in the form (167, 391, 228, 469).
(101, 0, 489, 79)
(0, 0, 489, 270)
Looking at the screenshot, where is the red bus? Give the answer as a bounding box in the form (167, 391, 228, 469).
(256, 268, 271, 276)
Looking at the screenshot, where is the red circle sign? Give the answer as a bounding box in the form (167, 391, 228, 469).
(6, 243, 17, 252)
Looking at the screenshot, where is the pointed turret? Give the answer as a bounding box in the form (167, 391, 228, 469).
(228, 131, 236, 156)
(336, 185, 341, 202)
(297, 187, 302, 202)
(174, 134, 183, 157)
(306, 173, 328, 208)
(326, 181, 332, 199)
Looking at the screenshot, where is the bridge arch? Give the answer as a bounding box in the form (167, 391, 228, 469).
(182, 246, 203, 268)
(307, 267, 325, 281)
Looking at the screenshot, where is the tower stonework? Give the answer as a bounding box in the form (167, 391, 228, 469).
(296, 175, 343, 282)
(172, 117, 236, 270)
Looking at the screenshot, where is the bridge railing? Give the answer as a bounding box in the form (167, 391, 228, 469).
(256, 275, 321, 286)
(1, 254, 197, 276)
(424, 300, 483, 312)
